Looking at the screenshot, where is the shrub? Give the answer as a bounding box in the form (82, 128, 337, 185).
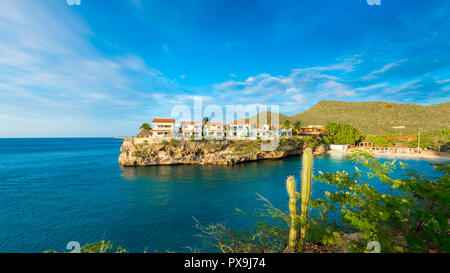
(314, 151, 449, 252)
(197, 151, 449, 253)
(133, 151, 148, 158)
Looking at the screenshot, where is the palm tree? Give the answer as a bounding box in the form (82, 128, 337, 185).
(293, 121, 303, 135)
(283, 120, 291, 129)
(140, 123, 151, 131)
(433, 134, 447, 152)
(201, 117, 210, 138)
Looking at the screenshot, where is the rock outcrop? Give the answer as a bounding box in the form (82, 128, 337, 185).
(119, 138, 327, 166)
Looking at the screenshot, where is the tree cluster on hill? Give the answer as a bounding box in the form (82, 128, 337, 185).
(325, 122, 362, 145)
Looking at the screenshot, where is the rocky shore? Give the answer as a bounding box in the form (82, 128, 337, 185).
(119, 138, 326, 166)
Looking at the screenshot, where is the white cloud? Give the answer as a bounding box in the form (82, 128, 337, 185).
(437, 79, 450, 84)
(336, 90, 356, 97)
(290, 94, 305, 104)
(0, 0, 187, 137)
(361, 59, 407, 80)
(286, 87, 299, 93)
(382, 79, 422, 94)
(353, 83, 388, 91)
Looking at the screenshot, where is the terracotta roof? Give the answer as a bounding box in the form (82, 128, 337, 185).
(228, 122, 254, 125)
(181, 121, 200, 125)
(208, 122, 223, 126)
(152, 118, 175, 123)
(386, 137, 417, 141)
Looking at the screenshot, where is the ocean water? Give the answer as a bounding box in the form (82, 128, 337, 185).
(0, 138, 447, 253)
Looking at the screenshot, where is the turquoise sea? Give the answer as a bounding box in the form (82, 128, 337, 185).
(0, 138, 447, 253)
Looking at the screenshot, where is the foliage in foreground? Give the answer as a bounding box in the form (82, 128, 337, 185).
(46, 240, 127, 253)
(47, 153, 448, 253)
(196, 152, 449, 253)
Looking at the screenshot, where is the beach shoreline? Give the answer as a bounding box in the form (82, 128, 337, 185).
(327, 150, 450, 161)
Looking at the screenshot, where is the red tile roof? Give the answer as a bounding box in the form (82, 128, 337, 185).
(208, 122, 223, 126)
(153, 119, 175, 123)
(181, 121, 200, 125)
(386, 137, 417, 141)
(228, 122, 254, 125)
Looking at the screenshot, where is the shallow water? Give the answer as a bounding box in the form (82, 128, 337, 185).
(0, 138, 447, 253)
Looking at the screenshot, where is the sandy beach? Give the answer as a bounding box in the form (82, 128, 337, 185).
(327, 150, 450, 161)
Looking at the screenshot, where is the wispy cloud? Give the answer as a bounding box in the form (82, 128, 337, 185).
(0, 1, 449, 137)
(0, 0, 192, 137)
(361, 59, 407, 81)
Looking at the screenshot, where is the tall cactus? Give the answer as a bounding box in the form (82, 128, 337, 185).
(299, 148, 313, 252)
(286, 176, 298, 253)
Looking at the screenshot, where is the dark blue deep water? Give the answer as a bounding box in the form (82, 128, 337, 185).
(0, 138, 447, 253)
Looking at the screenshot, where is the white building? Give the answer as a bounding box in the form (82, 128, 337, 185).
(181, 121, 201, 139)
(256, 124, 273, 140)
(227, 122, 257, 139)
(330, 144, 349, 151)
(205, 122, 224, 139)
(280, 128, 293, 137)
(151, 118, 175, 138)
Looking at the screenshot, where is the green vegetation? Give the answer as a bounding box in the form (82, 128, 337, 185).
(313, 152, 449, 252)
(196, 152, 449, 253)
(286, 176, 298, 252)
(282, 120, 291, 129)
(140, 123, 152, 131)
(227, 140, 272, 155)
(161, 138, 180, 146)
(249, 100, 450, 135)
(365, 135, 391, 147)
(302, 136, 321, 149)
(417, 130, 449, 151)
(432, 132, 448, 151)
(50, 151, 448, 253)
(293, 121, 303, 135)
(237, 111, 290, 125)
(359, 129, 449, 151)
(201, 117, 210, 138)
(326, 122, 362, 145)
(298, 148, 313, 252)
(284, 149, 315, 252)
(133, 151, 149, 158)
(46, 240, 127, 253)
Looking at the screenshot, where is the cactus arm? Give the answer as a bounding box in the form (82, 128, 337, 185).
(299, 148, 313, 252)
(286, 176, 298, 253)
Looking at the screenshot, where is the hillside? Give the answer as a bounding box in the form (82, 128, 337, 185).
(237, 111, 290, 124)
(252, 100, 450, 135)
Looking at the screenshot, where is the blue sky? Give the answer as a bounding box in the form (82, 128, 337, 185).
(0, 0, 449, 137)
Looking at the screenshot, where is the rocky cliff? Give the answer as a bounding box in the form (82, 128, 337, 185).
(119, 138, 326, 166)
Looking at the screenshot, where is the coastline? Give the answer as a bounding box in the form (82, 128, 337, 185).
(327, 150, 450, 161)
(118, 138, 327, 166)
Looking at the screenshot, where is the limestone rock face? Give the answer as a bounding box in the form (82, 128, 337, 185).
(118, 139, 327, 166)
(314, 144, 327, 156)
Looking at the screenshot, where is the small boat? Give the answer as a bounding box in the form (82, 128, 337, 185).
(430, 162, 445, 166)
